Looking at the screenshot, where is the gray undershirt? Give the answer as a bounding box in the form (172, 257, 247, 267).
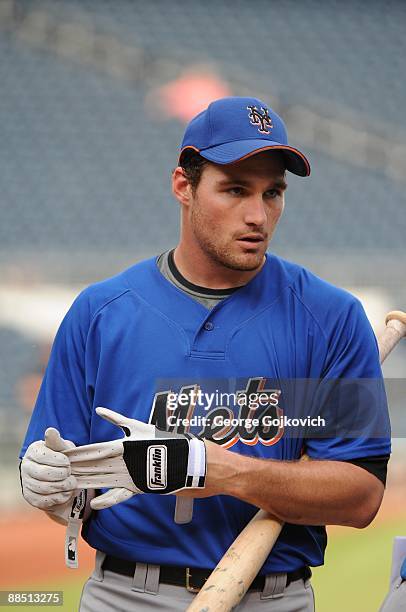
(156, 250, 238, 310)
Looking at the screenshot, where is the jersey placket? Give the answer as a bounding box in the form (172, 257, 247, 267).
(190, 302, 230, 360)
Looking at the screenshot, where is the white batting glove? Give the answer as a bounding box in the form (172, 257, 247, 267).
(65, 407, 207, 511)
(21, 429, 78, 511)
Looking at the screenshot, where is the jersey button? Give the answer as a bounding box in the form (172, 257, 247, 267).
(204, 321, 214, 331)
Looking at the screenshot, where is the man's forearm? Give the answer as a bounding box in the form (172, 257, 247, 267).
(200, 441, 384, 528)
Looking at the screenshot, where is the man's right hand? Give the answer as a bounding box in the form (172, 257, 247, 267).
(20, 429, 77, 510)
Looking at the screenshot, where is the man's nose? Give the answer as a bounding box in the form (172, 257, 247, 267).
(243, 196, 267, 227)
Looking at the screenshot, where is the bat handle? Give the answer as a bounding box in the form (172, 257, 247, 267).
(379, 311, 406, 363)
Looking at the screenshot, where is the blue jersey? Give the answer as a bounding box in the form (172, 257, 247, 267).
(20, 254, 391, 573)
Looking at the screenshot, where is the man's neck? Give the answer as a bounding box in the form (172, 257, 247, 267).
(174, 244, 265, 290)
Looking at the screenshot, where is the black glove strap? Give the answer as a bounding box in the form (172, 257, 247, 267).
(123, 438, 190, 494)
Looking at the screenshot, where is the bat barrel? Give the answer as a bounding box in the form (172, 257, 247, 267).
(187, 510, 283, 612)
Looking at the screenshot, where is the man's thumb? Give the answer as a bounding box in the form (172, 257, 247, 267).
(45, 427, 76, 452)
(90, 487, 135, 510)
(96, 406, 156, 438)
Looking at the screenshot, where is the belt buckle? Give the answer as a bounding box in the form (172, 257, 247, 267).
(186, 568, 201, 593)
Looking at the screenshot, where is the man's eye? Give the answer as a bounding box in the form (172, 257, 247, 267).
(228, 187, 244, 195)
(264, 189, 279, 199)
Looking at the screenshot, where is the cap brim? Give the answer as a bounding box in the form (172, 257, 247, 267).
(181, 140, 310, 177)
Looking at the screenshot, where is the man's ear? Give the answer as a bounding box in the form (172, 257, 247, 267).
(172, 167, 192, 206)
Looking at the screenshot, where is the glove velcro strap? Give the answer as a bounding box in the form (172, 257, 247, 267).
(185, 437, 206, 489)
(69, 489, 87, 520)
(65, 489, 87, 569)
(123, 438, 206, 494)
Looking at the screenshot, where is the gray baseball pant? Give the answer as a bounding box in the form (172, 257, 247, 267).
(380, 579, 406, 611)
(79, 551, 315, 611)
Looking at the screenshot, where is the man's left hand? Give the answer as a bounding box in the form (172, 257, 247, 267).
(65, 407, 207, 510)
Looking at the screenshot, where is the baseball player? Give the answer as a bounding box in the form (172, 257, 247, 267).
(379, 538, 406, 611)
(20, 97, 391, 611)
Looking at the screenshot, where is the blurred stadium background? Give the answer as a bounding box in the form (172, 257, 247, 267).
(0, 0, 405, 610)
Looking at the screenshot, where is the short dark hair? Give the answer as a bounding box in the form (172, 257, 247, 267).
(178, 149, 209, 193)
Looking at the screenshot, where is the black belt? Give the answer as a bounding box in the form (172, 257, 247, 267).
(103, 555, 311, 593)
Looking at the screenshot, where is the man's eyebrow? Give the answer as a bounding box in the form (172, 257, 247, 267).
(216, 178, 288, 190)
(272, 179, 288, 190)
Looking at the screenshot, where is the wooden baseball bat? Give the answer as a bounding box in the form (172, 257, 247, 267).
(187, 310, 406, 612)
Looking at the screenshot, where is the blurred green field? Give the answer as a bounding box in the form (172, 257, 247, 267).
(312, 518, 404, 611)
(1, 517, 404, 612)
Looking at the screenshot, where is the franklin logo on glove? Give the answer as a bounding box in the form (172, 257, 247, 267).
(63, 407, 207, 510)
(148, 445, 167, 489)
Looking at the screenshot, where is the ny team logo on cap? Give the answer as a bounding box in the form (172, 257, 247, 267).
(247, 105, 273, 134)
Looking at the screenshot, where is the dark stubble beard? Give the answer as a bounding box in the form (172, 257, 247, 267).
(190, 199, 267, 272)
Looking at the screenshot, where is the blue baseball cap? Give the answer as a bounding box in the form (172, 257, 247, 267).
(179, 96, 310, 177)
